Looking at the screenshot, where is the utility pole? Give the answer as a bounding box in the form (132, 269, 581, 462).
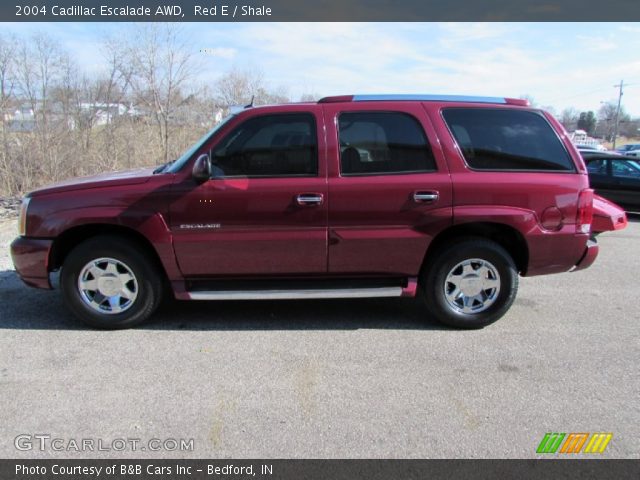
(612, 80, 624, 149)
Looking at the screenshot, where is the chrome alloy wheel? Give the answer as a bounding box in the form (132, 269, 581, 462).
(77, 257, 139, 314)
(444, 258, 501, 314)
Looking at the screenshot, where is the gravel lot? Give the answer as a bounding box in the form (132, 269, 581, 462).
(0, 216, 638, 459)
(0, 218, 16, 271)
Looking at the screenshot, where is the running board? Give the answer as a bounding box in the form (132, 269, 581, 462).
(187, 286, 404, 301)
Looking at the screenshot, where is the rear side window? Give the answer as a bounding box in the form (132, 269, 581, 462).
(442, 108, 574, 172)
(211, 113, 317, 177)
(612, 159, 640, 178)
(338, 112, 436, 175)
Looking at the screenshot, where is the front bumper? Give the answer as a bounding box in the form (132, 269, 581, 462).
(572, 238, 599, 272)
(10, 237, 53, 289)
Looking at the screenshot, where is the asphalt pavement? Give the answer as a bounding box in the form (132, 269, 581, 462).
(0, 219, 638, 458)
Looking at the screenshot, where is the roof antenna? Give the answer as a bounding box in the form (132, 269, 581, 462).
(244, 95, 254, 109)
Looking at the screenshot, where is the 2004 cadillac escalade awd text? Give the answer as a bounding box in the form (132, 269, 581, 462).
(10, 94, 628, 329)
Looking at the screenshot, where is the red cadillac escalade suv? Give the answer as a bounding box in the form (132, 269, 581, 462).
(10, 94, 627, 329)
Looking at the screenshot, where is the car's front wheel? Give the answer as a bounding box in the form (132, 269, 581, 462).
(60, 236, 163, 329)
(420, 237, 519, 329)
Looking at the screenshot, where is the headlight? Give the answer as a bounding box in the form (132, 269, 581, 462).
(18, 197, 31, 236)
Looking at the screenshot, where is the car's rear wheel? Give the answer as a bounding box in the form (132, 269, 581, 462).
(61, 236, 163, 329)
(420, 238, 518, 329)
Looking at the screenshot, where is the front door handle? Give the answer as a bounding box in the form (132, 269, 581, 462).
(413, 191, 439, 203)
(296, 193, 324, 206)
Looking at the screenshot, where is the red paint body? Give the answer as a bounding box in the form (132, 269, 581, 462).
(10, 98, 627, 296)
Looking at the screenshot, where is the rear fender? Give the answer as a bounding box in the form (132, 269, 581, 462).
(453, 205, 583, 276)
(454, 205, 539, 234)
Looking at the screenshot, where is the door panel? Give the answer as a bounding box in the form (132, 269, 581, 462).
(610, 159, 640, 208)
(587, 159, 618, 203)
(323, 103, 453, 276)
(168, 109, 328, 277)
(611, 177, 640, 208)
(169, 177, 327, 276)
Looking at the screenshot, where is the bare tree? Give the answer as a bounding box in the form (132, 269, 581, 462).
(215, 67, 265, 107)
(0, 35, 15, 117)
(0, 27, 311, 197)
(598, 101, 630, 142)
(119, 24, 196, 163)
(92, 35, 136, 170)
(214, 67, 291, 107)
(254, 85, 290, 105)
(619, 117, 640, 139)
(0, 34, 17, 194)
(559, 107, 579, 131)
(14, 33, 71, 189)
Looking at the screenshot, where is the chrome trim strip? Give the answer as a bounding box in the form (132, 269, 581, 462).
(187, 287, 403, 300)
(352, 94, 507, 104)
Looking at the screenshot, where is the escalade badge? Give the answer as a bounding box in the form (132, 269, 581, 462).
(179, 223, 221, 230)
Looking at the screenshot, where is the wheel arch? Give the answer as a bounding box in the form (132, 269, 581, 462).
(49, 224, 169, 285)
(421, 221, 529, 276)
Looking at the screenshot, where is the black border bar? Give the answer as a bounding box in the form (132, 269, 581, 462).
(2, 459, 640, 480)
(4, 0, 640, 22)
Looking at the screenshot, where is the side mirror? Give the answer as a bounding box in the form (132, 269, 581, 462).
(192, 154, 211, 183)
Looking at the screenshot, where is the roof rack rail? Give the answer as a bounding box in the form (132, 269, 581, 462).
(318, 95, 354, 103)
(318, 94, 530, 106)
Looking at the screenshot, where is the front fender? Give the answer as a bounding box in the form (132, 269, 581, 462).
(34, 207, 182, 281)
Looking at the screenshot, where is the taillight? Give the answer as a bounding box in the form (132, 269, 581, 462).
(576, 189, 594, 234)
(18, 197, 31, 236)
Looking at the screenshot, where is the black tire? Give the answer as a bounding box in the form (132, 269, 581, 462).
(60, 235, 163, 329)
(420, 237, 518, 329)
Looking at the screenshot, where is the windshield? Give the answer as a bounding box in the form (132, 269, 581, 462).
(165, 114, 236, 173)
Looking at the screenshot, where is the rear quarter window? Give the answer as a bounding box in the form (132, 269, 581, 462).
(442, 108, 575, 172)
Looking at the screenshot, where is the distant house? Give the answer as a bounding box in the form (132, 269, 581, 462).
(3, 104, 36, 132)
(2, 101, 225, 132)
(72, 102, 143, 129)
(2, 101, 145, 132)
(79, 103, 128, 126)
(569, 130, 606, 150)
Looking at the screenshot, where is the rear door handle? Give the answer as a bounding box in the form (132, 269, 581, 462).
(413, 191, 439, 203)
(296, 193, 324, 206)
